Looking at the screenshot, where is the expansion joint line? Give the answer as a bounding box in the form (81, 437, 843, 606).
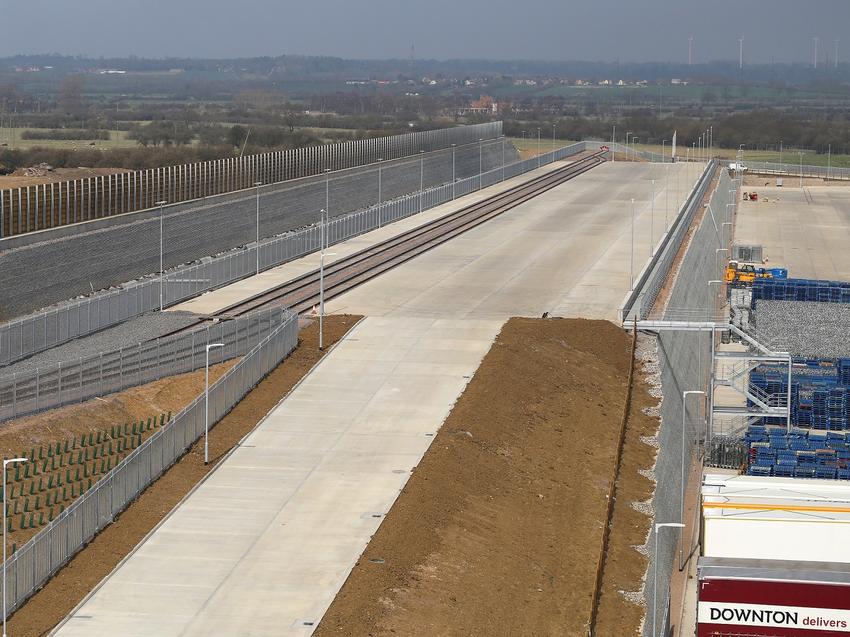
(587, 317, 638, 636)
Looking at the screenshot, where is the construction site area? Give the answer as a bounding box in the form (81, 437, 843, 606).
(1, 120, 850, 637)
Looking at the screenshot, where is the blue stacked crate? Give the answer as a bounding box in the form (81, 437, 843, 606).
(812, 390, 830, 430)
(839, 359, 850, 386)
(816, 449, 838, 479)
(827, 388, 847, 431)
(751, 278, 850, 309)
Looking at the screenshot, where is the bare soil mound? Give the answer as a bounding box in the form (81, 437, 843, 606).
(315, 317, 658, 637)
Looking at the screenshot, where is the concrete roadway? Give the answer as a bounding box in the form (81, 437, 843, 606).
(53, 160, 699, 636)
(734, 185, 850, 279)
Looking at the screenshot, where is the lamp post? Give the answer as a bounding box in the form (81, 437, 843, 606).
(681, 390, 705, 567)
(650, 179, 656, 255)
(612, 124, 616, 163)
(662, 139, 668, 163)
(324, 168, 331, 238)
(665, 164, 670, 230)
(799, 151, 803, 189)
(451, 144, 457, 199)
(501, 136, 506, 182)
(377, 158, 384, 208)
(478, 138, 483, 188)
(319, 251, 337, 351)
(156, 200, 167, 311)
(552, 123, 556, 154)
(632, 137, 638, 162)
(537, 128, 541, 168)
(715, 248, 728, 276)
(630, 198, 635, 290)
(653, 522, 685, 637)
(419, 150, 425, 213)
(779, 140, 783, 173)
(204, 343, 225, 465)
(254, 182, 262, 275)
(3, 457, 26, 637)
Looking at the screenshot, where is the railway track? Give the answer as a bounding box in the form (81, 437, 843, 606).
(168, 152, 605, 332)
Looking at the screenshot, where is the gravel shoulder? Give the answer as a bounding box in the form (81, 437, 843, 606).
(315, 317, 658, 637)
(0, 311, 201, 377)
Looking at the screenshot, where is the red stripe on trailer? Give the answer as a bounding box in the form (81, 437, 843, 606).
(699, 622, 848, 637)
(700, 579, 850, 611)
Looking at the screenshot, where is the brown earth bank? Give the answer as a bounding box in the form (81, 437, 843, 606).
(0, 359, 238, 547)
(6, 314, 360, 637)
(315, 317, 658, 637)
(0, 167, 127, 189)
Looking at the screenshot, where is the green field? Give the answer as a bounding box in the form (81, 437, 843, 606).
(631, 142, 850, 168)
(0, 128, 137, 150)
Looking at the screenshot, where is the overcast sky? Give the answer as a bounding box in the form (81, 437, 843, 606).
(0, 0, 846, 64)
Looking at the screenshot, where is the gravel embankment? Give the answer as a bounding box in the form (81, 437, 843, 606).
(0, 142, 517, 320)
(0, 311, 201, 378)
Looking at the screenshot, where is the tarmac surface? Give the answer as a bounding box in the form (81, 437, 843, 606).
(53, 160, 699, 636)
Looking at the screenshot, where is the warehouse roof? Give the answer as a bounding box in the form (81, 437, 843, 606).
(699, 556, 850, 585)
(702, 473, 850, 523)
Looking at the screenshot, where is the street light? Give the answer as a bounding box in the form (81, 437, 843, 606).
(653, 522, 685, 637)
(319, 251, 337, 351)
(3, 457, 26, 637)
(254, 182, 262, 275)
(324, 168, 332, 245)
(419, 150, 425, 213)
(665, 165, 670, 230)
(715, 248, 728, 276)
(478, 138, 483, 189)
(709, 280, 723, 306)
(681, 389, 705, 567)
(376, 158, 384, 208)
(552, 123, 556, 153)
(501, 136, 506, 182)
(536, 128, 541, 168)
(155, 200, 167, 311)
(451, 144, 457, 199)
(630, 198, 635, 290)
(799, 151, 803, 189)
(204, 343, 224, 465)
(650, 179, 656, 256)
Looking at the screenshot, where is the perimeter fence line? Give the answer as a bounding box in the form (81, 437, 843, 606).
(0, 306, 287, 422)
(0, 309, 299, 619)
(745, 159, 850, 180)
(0, 122, 502, 238)
(0, 141, 589, 366)
(620, 159, 717, 322)
(643, 170, 739, 637)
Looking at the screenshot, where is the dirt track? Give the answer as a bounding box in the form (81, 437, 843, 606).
(315, 318, 658, 637)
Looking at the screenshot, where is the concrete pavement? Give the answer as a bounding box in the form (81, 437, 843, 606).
(54, 160, 701, 636)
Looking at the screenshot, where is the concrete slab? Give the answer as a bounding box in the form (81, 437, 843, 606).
(326, 162, 696, 321)
(734, 186, 850, 280)
(169, 161, 569, 315)
(54, 316, 502, 637)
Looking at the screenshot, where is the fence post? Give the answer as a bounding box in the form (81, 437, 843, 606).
(58, 361, 62, 405)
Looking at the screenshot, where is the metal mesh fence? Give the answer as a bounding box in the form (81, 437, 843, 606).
(0, 309, 299, 619)
(620, 161, 716, 321)
(0, 307, 286, 422)
(745, 160, 850, 180)
(0, 141, 587, 366)
(643, 170, 739, 637)
(0, 123, 502, 238)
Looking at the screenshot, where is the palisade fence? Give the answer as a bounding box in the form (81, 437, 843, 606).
(0, 140, 591, 366)
(0, 122, 502, 238)
(1, 309, 299, 619)
(620, 160, 718, 321)
(0, 307, 286, 422)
